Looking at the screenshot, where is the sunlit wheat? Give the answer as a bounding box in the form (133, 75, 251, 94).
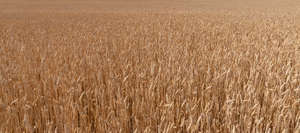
(0, 6, 299, 133)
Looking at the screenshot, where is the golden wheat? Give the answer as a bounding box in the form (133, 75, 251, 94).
(0, 2, 300, 132)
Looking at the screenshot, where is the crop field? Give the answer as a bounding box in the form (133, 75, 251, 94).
(0, 0, 300, 132)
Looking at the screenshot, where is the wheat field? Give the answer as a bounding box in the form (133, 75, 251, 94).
(0, 0, 300, 133)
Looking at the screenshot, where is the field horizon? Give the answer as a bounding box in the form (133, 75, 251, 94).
(1, 0, 300, 12)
